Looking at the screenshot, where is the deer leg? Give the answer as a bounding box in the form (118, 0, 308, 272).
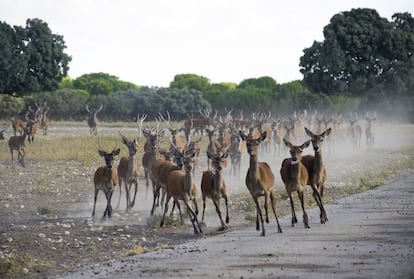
(223, 194, 229, 224)
(253, 197, 265, 236)
(92, 188, 99, 217)
(201, 195, 207, 222)
(116, 179, 122, 209)
(212, 198, 226, 231)
(174, 200, 184, 225)
(264, 192, 270, 223)
(130, 180, 138, 208)
(150, 183, 160, 216)
(298, 191, 310, 228)
(310, 184, 328, 224)
(107, 190, 114, 218)
(160, 194, 171, 227)
(184, 199, 202, 235)
(288, 192, 298, 226)
(270, 191, 282, 233)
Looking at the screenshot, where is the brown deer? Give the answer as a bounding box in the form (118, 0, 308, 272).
(280, 138, 312, 228)
(10, 116, 24, 135)
(25, 111, 38, 144)
(239, 130, 282, 236)
(302, 127, 330, 224)
(117, 132, 140, 211)
(365, 111, 376, 148)
(86, 104, 103, 136)
(92, 138, 121, 218)
(200, 150, 229, 230)
(228, 129, 244, 177)
(8, 127, 28, 167)
(141, 127, 165, 196)
(35, 102, 50, 135)
(160, 148, 202, 235)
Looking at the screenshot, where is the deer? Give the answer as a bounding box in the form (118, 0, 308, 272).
(150, 145, 184, 216)
(10, 116, 24, 135)
(35, 102, 50, 135)
(365, 111, 376, 148)
(92, 138, 121, 219)
(200, 150, 230, 231)
(280, 138, 312, 228)
(160, 148, 202, 235)
(8, 127, 28, 167)
(239, 130, 282, 236)
(301, 127, 330, 224)
(141, 127, 165, 197)
(25, 111, 38, 144)
(85, 104, 103, 136)
(228, 129, 244, 177)
(117, 132, 140, 211)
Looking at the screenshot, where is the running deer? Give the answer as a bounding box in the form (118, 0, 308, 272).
(142, 127, 165, 196)
(92, 138, 121, 218)
(150, 145, 184, 215)
(8, 127, 28, 167)
(365, 111, 376, 148)
(160, 148, 202, 235)
(200, 150, 229, 230)
(25, 111, 38, 144)
(86, 104, 103, 136)
(348, 114, 362, 148)
(239, 130, 282, 236)
(280, 138, 312, 228)
(302, 127, 330, 224)
(117, 132, 140, 211)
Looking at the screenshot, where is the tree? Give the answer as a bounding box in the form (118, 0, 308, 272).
(0, 19, 71, 96)
(169, 73, 211, 93)
(73, 72, 138, 96)
(300, 9, 414, 98)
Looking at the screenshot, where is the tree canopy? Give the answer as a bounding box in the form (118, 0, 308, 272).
(299, 9, 414, 99)
(0, 18, 71, 96)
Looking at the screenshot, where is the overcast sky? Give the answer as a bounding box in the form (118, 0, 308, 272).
(1, 0, 413, 87)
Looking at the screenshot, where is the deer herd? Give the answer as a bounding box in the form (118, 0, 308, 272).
(2, 107, 378, 236)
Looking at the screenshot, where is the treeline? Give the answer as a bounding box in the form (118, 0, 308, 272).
(0, 75, 365, 121)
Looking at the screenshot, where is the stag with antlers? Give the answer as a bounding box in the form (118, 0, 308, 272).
(117, 132, 140, 211)
(92, 138, 121, 218)
(160, 147, 202, 235)
(240, 130, 282, 236)
(86, 104, 103, 136)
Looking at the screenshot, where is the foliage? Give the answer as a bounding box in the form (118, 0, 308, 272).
(169, 73, 211, 92)
(72, 72, 138, 96)
(0, 95, 25, 118)
(300, 9, 414, 101)
(0, 18, 71, 96)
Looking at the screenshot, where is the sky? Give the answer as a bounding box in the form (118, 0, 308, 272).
(1, 0, 413, 87)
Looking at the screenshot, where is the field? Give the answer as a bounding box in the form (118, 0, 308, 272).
(0, 120, 413, 278)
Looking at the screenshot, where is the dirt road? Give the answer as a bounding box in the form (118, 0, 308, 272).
(57, 174, 414, 279)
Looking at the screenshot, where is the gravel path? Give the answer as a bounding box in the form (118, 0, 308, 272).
(57, 174, 414, 279)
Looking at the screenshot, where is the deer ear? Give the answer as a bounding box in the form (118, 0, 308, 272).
(283, 138, 292, 148)
(207, 151, 214, 160)
(304, 127, 313, 137)
(259, 131, 267, 142)
(98, 149, 106, 157)
(301, 140, 311, 149)
(322, 128, 331, 138)
(113, 148, 121, 156)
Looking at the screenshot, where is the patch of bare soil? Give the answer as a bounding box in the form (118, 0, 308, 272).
(0, 124, 413, 278)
